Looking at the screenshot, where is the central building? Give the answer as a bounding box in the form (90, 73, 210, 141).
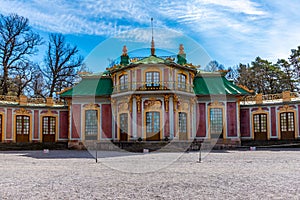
(60, 43, 248, 148)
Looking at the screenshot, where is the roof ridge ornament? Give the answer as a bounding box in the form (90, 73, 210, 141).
(151, 17, 155, 56)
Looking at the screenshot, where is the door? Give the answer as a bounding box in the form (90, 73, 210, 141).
(146, 112, 160, 141)
(179, 112, 188, 140)
(16, 115, 30, 143)
(280, 112, 295, 140)
(42, 116, 56, 142)
(120, 113, 128, 141)
(253, 114, 267, 140)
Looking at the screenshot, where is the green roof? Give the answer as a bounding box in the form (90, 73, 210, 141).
(134, 55, 165, 64)
(193, 75, 249, 95)
(60, 77, 113, 97)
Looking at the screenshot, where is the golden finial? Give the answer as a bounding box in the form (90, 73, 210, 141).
(179, 44, 185, 54)
(122, 45, 128, 56)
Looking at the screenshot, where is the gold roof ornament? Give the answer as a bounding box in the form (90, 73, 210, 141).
(122, 45, 128, 56)
(179, 44, 185, 54)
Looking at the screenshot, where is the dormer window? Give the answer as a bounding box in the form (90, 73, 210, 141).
(119, 74, 128, 90)
(178, 73, 186, 89)
(146, 72, 160, 88)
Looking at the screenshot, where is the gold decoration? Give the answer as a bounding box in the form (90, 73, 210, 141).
(255, 93, 263, 104)
(279, 105, 293, 112)
(282, 91, 291, 102)
(83, 103, 99, 110)
(122, 45, 128, 56)
(118, 102, 129, 112)
(15, 108, 30, 115)
(144, 100, 162, 110)
(179, 44, 185, 54)
(164, 95, 170, 112)
(135, 95, 141, 113)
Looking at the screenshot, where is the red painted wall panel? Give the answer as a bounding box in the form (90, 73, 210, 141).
(101, 104, 112, 138)
(71, 104, 81, 139)
(227, 102, 237, 137)
(164, 111, 169, 137)
(6, 108, 12, 139)
(34, 110, 39, 139)
(137, 112, 142, 138)
(196, 103, 206, 137)
(240, 109, 250, 137)
(271, 107, 277, 137)
(137, 69, 141, 89)
(60, 111, 69, 139)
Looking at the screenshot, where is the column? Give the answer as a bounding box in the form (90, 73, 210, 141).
(169, 97, 174, 138)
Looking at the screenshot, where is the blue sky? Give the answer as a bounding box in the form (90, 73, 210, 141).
(1, 0, 300, 72)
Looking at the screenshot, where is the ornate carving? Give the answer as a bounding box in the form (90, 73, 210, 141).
(279, 105, 293, 112)
(164, 95, 170, 112)
(135, 95, 141, 113)
(118, 102, 129, 112)
(15, 108, 31, 115)
(83, 103, 99, 110)
(255, 93, 263, 104)
(209, 101, 224, 107)
(144, 100, 162, 110)
(282, 91, 291, 102)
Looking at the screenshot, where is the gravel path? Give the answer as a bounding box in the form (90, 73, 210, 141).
(0, 149, 300, 199)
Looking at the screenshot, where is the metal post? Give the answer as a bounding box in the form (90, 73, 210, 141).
(198, 142, 202, 163)
(95, 142, 98, 163)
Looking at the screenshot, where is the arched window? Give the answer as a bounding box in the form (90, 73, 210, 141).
(178, 73, 186, 89)
(119, 74, 128, 90)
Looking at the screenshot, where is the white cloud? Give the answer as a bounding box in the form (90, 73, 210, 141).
(1, 0, 300, 67)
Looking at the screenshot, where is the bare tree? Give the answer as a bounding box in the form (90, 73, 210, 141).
(0, 13, 42, 95)
(43, 33, 83, 97)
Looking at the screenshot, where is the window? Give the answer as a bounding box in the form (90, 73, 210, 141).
(42, 116, 56, 135)
(16, 115, 30, 135)
(146, 112, 160, 133)
(120, 113, 128, 134)
(253, 114, 267, 133)
(119, 74, 128, 90)
(179, 112, 187, 133)
(178, 74, 186, 89)
(85, 110, 98, 137)
(146, 72, 160, 87)
(210, 108, 223, 137)
(280, 112, 294, 132)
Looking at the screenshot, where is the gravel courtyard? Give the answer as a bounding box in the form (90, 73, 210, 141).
(0, 149, 300, 200)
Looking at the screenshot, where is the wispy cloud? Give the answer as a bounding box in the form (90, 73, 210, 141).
(0, 0, 300, 67)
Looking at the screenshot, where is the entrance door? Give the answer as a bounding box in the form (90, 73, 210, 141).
(42, 116, 56, 142)
(179, 112, 188, 140)
(253, 114, 267, 140)
(146, 112, 160, 141)
(16, 115, 30, 143)
(120, 113, 128, 141)
(280, 112, 295, 140)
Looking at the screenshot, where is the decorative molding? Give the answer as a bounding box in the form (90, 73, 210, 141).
(118, 102, 129, 112)
(164, 94, 170, 112)
(83, 103, 100, 110)
(15, 108, 31, 115)
(279, 105, 294, 112)
(135, 95, 141, 113)
(208, 101, 224, 107)
(144, 100, 162, 110)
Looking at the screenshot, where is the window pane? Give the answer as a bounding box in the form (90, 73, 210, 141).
(146, 112, 160, 133)
(179, 112, 187, 133)
(254, 114, 267, 133)
(280, 113, 287, 132)
(178, 74, 186, 89)
(85, 110, 98, 135)
(120, 113, 128, 134)
(120, 74, 128, 90)
(210, 108, 223, 134)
